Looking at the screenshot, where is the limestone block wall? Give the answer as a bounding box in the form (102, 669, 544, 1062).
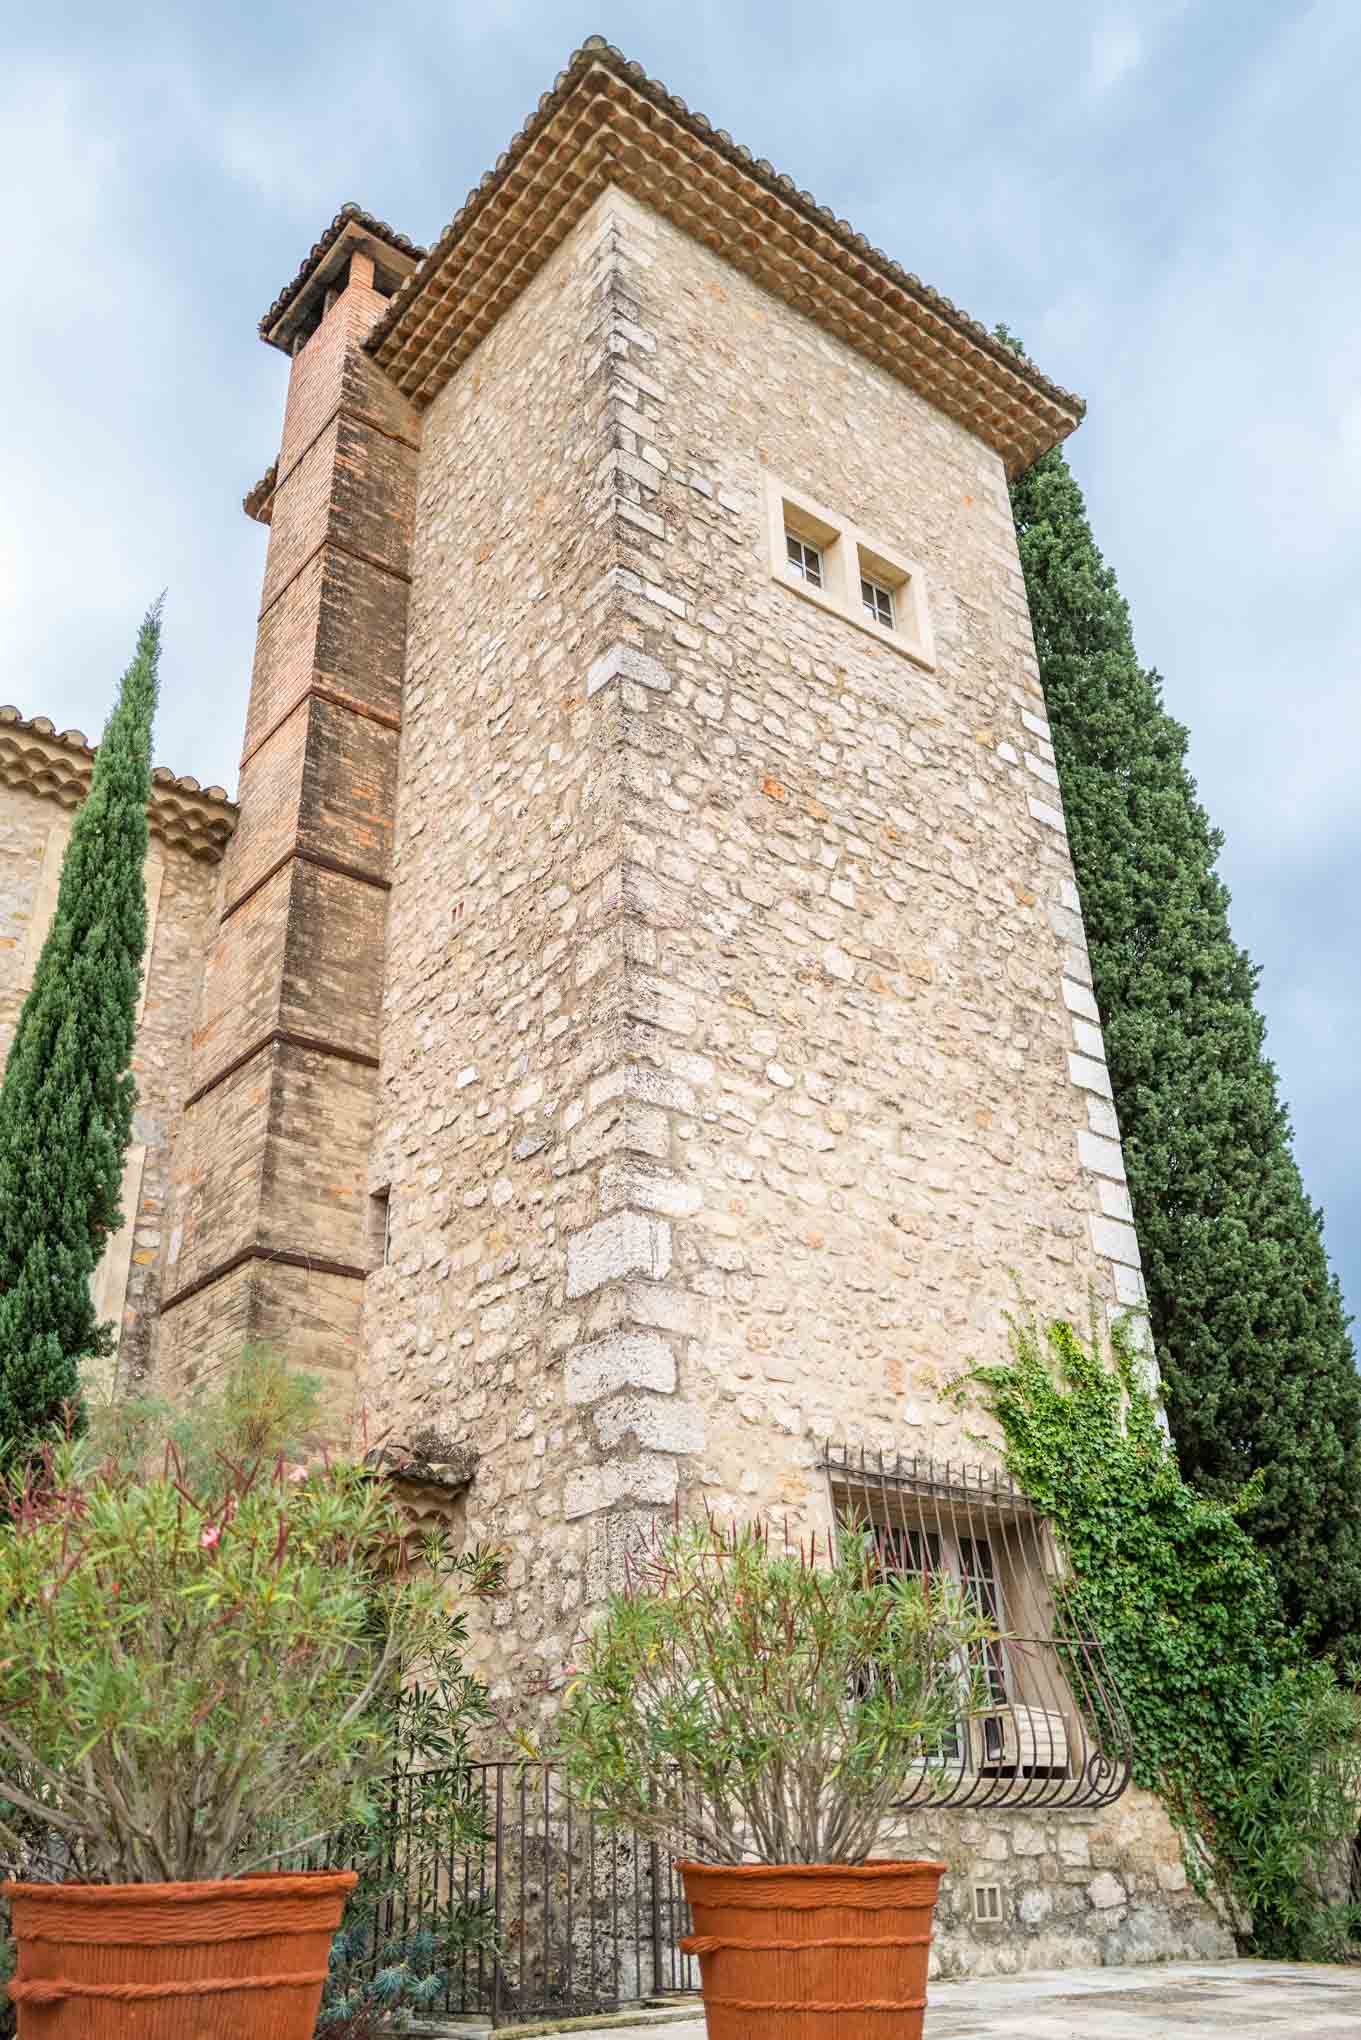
(363, 192, 650, 1690)
(901, 1802, 1231, 1978)
(0, 762, 228, 1393)
(563, 192, 1216, 1971)
(591, 192, 1152, 1518)
(363, 181, 1228, 1973)
(364, 182, 1157, 1666)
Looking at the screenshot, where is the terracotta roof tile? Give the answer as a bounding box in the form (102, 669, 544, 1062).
(258, 203, 427, 347)
(364, 37, 1083, 470)
(0, 705, 237, 862)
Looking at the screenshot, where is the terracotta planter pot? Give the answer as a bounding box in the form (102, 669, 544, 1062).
(2, 1869, 356, 2039)
(679, 1859, 945, 2040)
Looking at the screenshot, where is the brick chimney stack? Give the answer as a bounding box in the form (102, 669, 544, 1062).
(159, 214, 423, 1405)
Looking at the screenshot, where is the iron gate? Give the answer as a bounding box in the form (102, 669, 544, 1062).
(293, 1758, 699, 2026)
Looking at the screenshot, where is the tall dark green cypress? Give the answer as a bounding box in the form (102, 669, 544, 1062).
(1007, 438, 1361, 1672)
(0, 604, 161, 1468)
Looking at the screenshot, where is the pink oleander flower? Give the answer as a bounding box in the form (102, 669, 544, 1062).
(200, 1524, 221, 1550)
(287, 1464, 308, 1483)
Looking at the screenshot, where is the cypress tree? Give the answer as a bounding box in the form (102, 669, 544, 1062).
(0, 603, 161, 1467)
(1007, 436, 1361, 1673)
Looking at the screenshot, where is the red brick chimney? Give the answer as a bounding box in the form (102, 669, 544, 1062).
(159, 212, 423, 1405)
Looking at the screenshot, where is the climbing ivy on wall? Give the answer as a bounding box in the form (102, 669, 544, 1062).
(969, 1309, 1361, 1959)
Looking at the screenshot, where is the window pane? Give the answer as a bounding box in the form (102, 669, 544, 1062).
(959, 1537, 1008, 1703)
(786, 531, 823, 587)
(861, 576, 894, 626)
(875, 1525, 942, 1578)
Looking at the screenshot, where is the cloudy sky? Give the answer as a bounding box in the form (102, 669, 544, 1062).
(4, 1, 1357, 1332)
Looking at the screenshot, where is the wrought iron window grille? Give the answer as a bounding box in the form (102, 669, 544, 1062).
(820, 1444, 1134, 1811)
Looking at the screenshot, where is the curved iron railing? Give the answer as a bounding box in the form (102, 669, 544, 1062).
(821, 1444, 1135, 1812)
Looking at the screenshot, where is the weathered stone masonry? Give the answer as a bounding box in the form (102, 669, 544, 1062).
(354, 158, 1220, 1968)
(366, 178, 1157, 1661)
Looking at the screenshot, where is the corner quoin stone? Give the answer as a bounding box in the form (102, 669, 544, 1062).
(586, 641, 672, 696)
(565, 1330, 677, 1403)
(565, 1211, 672, 1297)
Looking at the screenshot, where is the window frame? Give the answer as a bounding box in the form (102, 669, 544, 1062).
(861, 573, 896, 629)
(764, 474, 935, 669)
(368, 1186, 393, 1270)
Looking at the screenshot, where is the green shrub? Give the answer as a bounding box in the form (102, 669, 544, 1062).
(969, 1307, 1361, 1956)
(0, 1351, 491, 1886)
(316, 1910, 493, 2038)
(557, 1515, 995, 1864)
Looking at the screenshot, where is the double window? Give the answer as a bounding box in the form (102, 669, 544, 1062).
(767, 475, 935, 668)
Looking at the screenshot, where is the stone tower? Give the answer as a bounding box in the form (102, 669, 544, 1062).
(149, 39, 1231, 1973)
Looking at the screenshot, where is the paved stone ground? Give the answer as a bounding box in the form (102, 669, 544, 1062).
(500, 1960, 1361, 2037)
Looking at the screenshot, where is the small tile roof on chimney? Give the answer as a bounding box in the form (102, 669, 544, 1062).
(258, 204, 427, 353)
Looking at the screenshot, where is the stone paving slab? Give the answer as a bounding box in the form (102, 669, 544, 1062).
(499, 1960, 1361, 2039)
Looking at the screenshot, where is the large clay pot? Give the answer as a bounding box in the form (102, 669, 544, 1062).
(678, 1858, 945, 2040)
(3, 1869, 356, 2039)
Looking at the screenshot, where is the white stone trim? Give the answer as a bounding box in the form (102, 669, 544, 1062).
(565, 1210, 672, 1296)
(762, 472, 935, 669)
(566, 1329, 677, 1402)
(1013, 698, 1157, 1373)
(587, 642, 672, 696)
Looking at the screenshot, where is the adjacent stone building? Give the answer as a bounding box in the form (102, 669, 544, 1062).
(0, 708, 235, 1393)
(0, 40, 1233, 1976)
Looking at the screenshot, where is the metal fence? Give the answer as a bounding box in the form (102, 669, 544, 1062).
(287, 1759, 699, 2027)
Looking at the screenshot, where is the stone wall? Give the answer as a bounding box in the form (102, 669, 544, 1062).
(908, 1799, 1232, 1978)
(363, 186, 642, 1687)
(0, 761, 227, 1393)
(363, 185, 1227, 1971)
(367, 184, 1152, 1655)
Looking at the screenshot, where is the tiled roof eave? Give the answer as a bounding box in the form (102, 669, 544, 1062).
(0, 707, 238, 863)
(363, 38, 1083, 472)
(243, 460, 277, 525)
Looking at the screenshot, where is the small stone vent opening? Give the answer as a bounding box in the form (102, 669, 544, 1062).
(821, 1445, 1134, 1810)
(973, 1884, 1003, 1925)
(368, 1187, 392, 1269)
